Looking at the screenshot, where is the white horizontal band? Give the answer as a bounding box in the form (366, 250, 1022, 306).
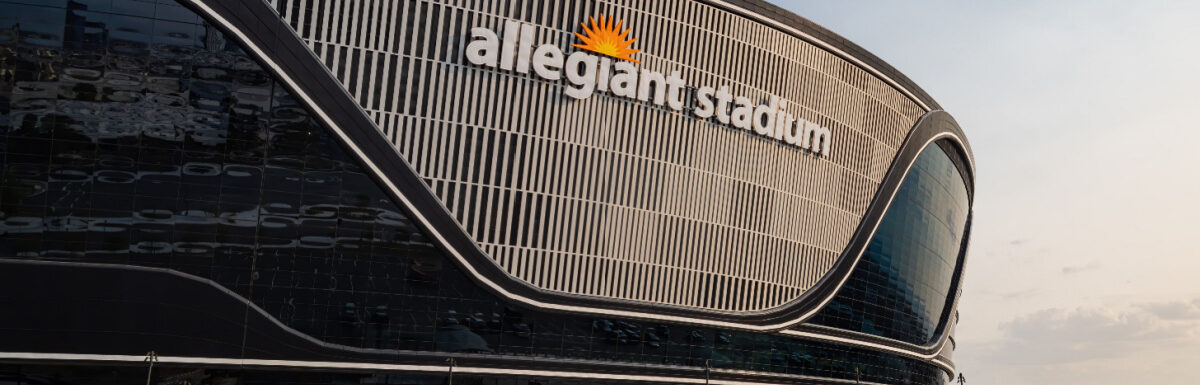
(0, 352, 889, 385)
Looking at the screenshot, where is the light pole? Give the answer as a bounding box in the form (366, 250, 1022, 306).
(704, 359, 711, 385)
(143, 351, 158, 385)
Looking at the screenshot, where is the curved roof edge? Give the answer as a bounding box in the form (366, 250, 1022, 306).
(704, 0, 943, 111)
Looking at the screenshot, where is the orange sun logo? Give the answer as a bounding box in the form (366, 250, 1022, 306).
(572, 15, 641, 63)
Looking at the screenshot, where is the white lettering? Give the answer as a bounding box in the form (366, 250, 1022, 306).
(802, 120, 832, 156)
(731, 96, 753, 130)
(782, 114, 802, 146)
(463, 22, 833, 156)
(610, 61, 638, 99)
(597, 57, 611, 93)
(694, 86, 715, 118)
(753, 96, 777, 136)
(773, 100, 789, 140)
(564, 51, 597, 99)
(638, 69, 666, 105)
(465, 28, 499, 67)
(515, 23, 535, 73)
(499, 20, 519, 70)
(531, 44, 563, 80)
(715, 86, 733, 125)
(665, 71, 686, 111)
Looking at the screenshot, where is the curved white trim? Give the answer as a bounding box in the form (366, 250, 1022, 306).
(179, 0, 964, 368)
(782, 131, 964, 326)
(780, 131, 967, 377)
(700, 0, 933, 112)
(798, 303, 962, 358)
(933, 319, 960, 372)
(0, 258, 946, 380)
(0, 353, 891, 385)
(781, 311, 960, 375)
(933, 356, 956, 376)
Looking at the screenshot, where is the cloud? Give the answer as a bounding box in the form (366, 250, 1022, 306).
(971, 298, 1200, 365)
(1137, 298, 1200, 321)
(956, 299, 1200, 384)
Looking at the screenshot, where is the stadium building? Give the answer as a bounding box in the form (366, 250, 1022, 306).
(0, 0, 974, 384)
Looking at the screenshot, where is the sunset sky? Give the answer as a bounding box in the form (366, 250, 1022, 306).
(775, 1, 1200, 383)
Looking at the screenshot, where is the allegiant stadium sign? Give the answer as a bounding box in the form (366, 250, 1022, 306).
(465, 16, 833, 156)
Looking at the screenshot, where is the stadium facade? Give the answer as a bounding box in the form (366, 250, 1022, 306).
(0, 0, 974, 384)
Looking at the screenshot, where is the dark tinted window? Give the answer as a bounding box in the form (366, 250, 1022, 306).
(810, 144, 970, 345)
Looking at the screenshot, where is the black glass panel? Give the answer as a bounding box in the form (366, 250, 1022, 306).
(809, 144, 970, 345)
(0, 364, 639, 385)
(0, 1, 948, 384)
(0, 363, 939, 385)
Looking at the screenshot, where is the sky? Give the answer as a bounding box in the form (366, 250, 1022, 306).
(771, 1, 1200, 384)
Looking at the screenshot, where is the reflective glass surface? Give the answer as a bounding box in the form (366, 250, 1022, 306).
(0, 1, 948, 384)
(809, 145, 970, 345)
(0, 362, 940, 385)
(0, 364, 642, 385)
